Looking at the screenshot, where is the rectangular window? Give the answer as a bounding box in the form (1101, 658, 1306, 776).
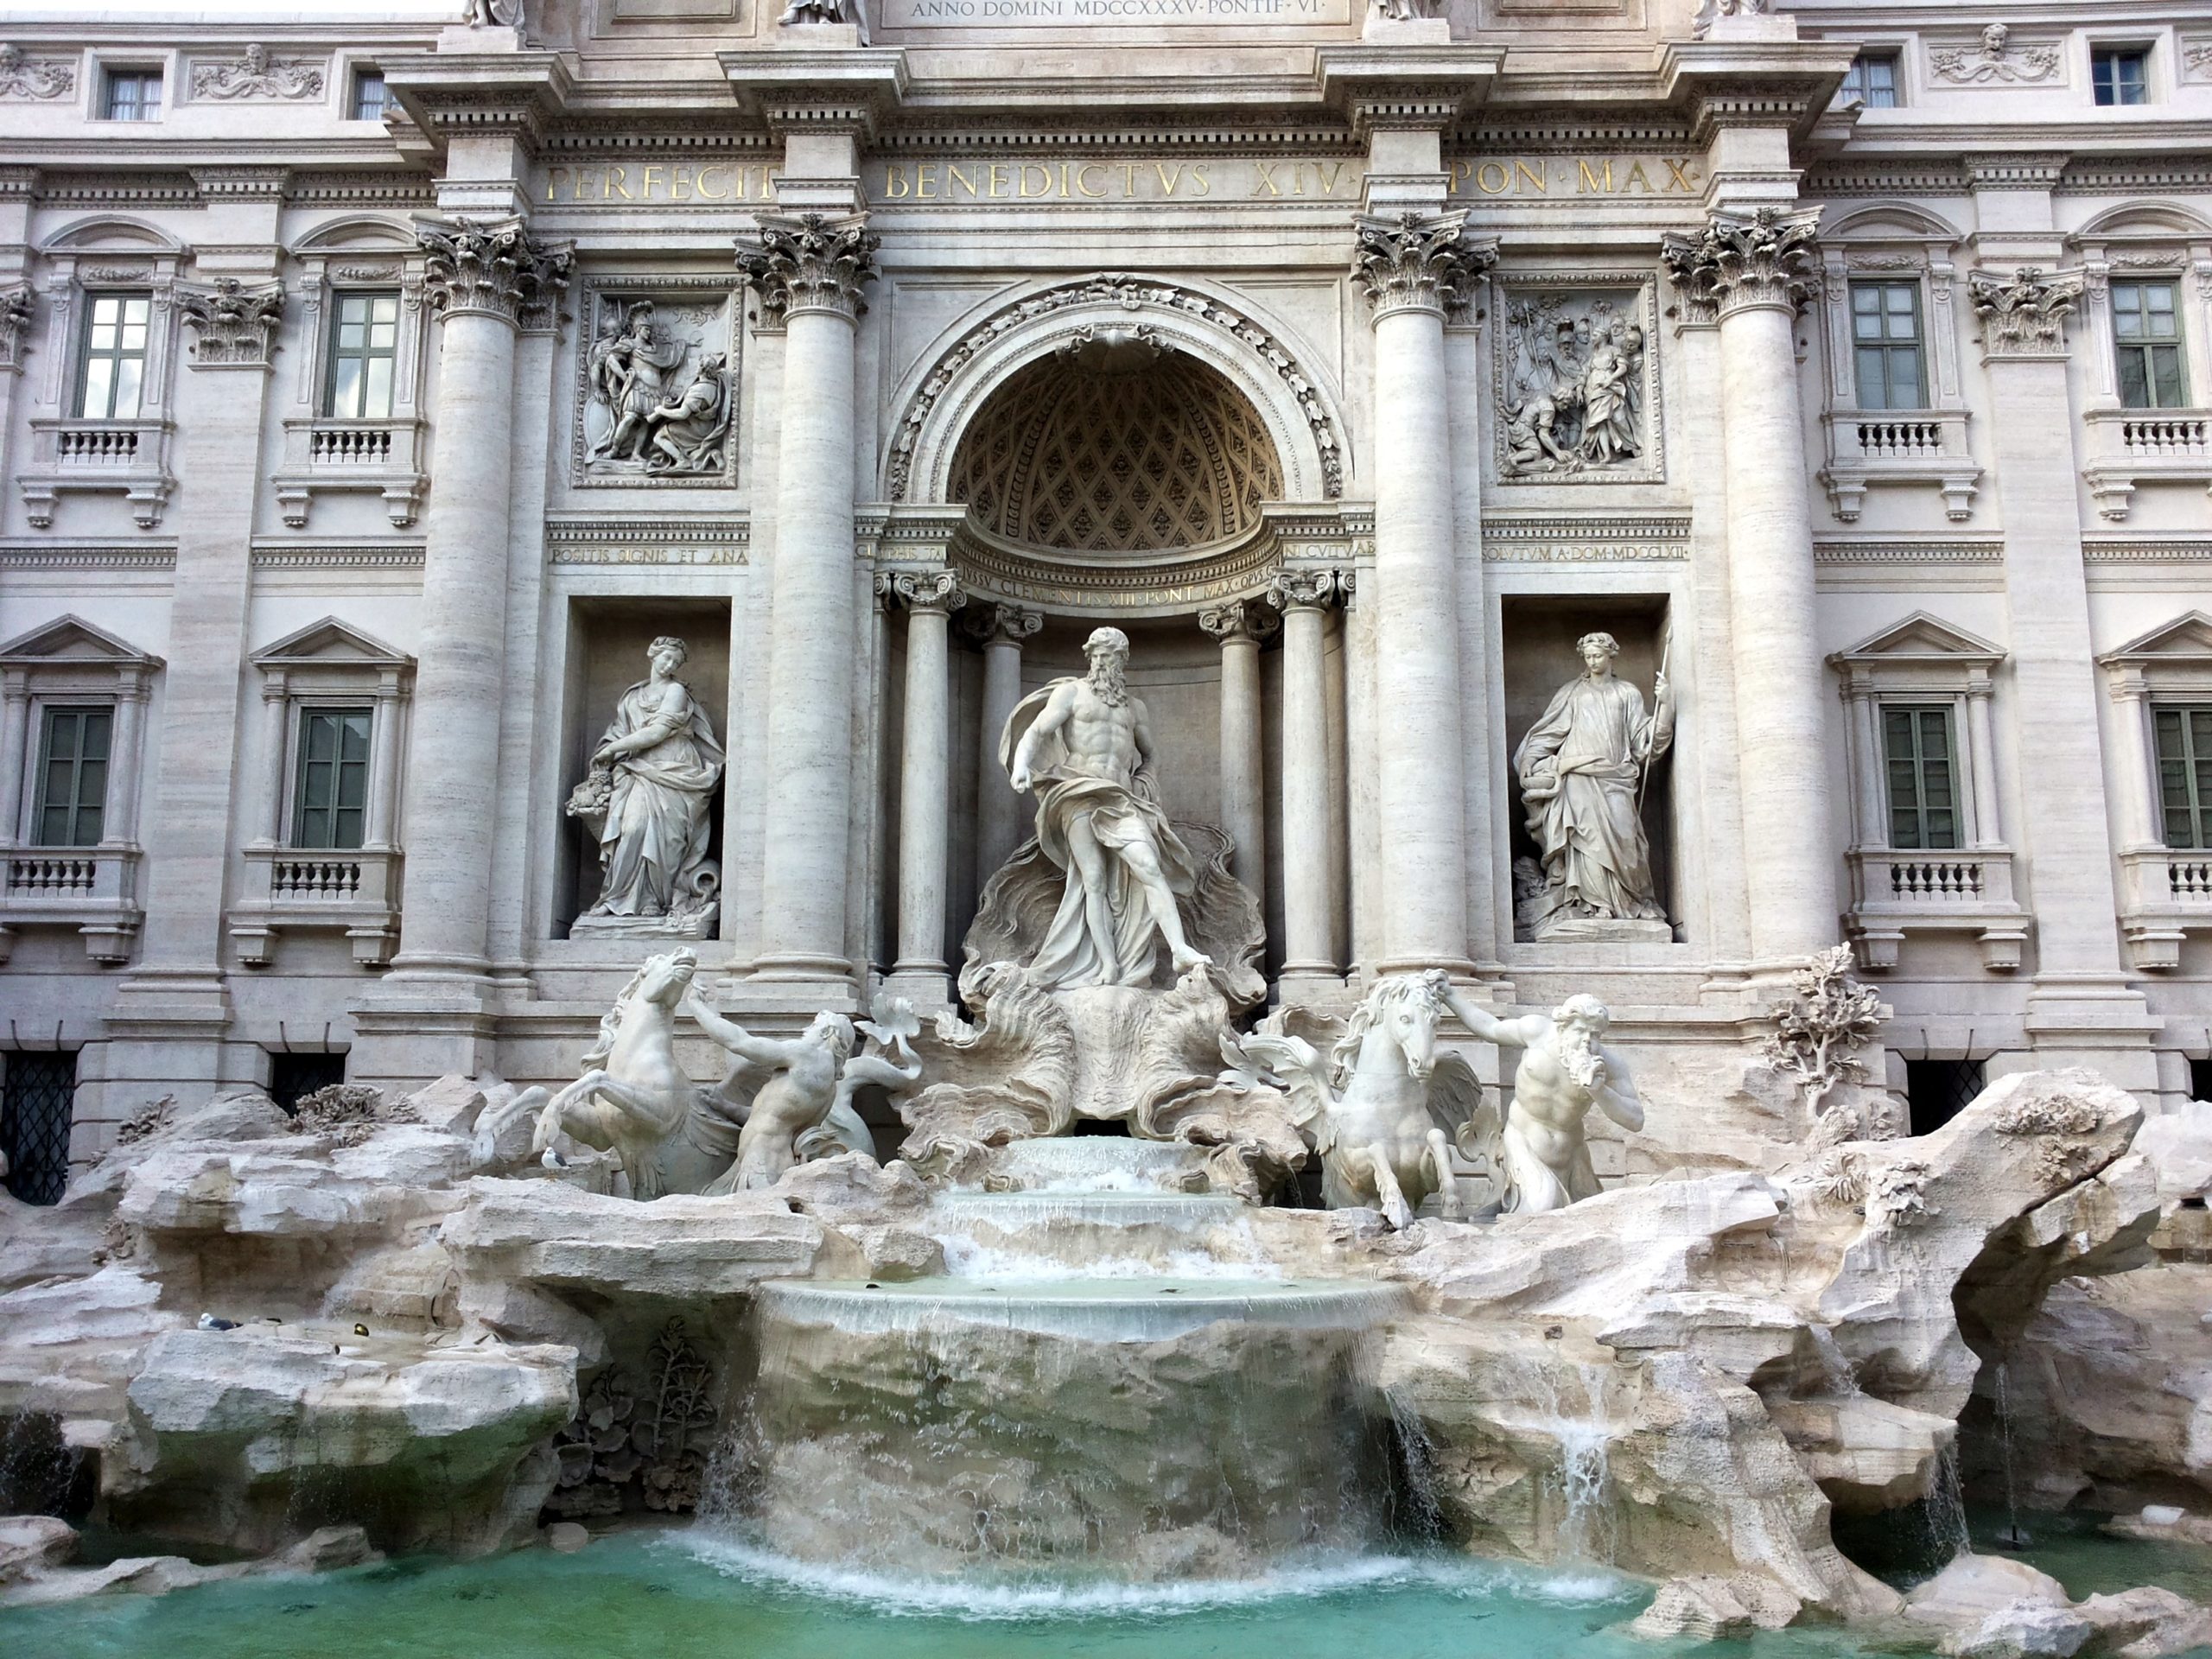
(76, 293, 152, 421)
(2154, 704, 2212, 850)
(32, 706, 111, 848)
(349, 69, 388, 123)
(2, 1051, 77, 1207)
(1906, 1057, 1984, 1137)
(1883, 704, 1959, 851)
(291, 708, 372, 850)
(2092, 48, 2151, 107)
(2113, 280, 2188, 410)
(323, 292, 400, 420)
(100, 68, 162, 122)
(1850, 280, 1928, 410)
(1840, 51, 1900, 110)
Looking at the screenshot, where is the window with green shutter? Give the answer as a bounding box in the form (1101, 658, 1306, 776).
(2153, 704, 2212, 850)
(1850, 281, 1927, 410)
(2113, 281, 2188, 410)
(291, 708, 372, 850)
(31, 706, 111, 848)
(1883, 704, 1960, 850)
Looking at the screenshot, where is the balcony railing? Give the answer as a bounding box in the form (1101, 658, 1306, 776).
(1847, 846, 2026, 973)
(2083, 408, 2212, 522)
(275, 416, 427, 530)
(2120, 846, 2212, 970)
(1818, 407, 1980, 523)
(230, 844, 400, 968)
(19, 417, 174, 529)
(0, 844, 143, 964)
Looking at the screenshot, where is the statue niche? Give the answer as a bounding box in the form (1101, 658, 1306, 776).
(567, 635, 724, 939)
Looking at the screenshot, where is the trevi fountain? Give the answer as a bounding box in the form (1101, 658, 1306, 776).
(3, 2, 2212, 1656)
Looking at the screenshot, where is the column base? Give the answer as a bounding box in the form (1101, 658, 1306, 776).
(1274, 967, 1351, 1010)
(2021, 972, 2161, 1096)
(1371, 954, 1477, 981)
(883, 964, 955, 1014)
(347, 967, 503, 1089)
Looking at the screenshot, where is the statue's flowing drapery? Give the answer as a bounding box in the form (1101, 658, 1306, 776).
(1513, 674, 1666, 923)
(999, 683, 1199, 989)
(592, 679, 724, 916)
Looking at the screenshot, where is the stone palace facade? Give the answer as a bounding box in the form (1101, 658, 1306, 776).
(1, 0, 2209, 1198)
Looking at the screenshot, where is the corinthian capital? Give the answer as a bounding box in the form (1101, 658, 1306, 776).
(180, 277, 285, 368)
(417, 217, 572, 327)
(739, 213, 880, 324)
(1967, 266, 2085, 358)
(1660, 207, 1821, 319)
(1351, 211, 1497, 323)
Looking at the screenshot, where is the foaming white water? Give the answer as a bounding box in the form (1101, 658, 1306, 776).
(675, 1535, 1639, 1621)
(937, 1234, 1282, 1281)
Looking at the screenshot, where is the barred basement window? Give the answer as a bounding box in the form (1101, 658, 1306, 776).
(1883, 704, 1959, 851)
(268, 1052, 346, 1114)
(2154, 704, 2212, 849)
(1906, 1057, 1984, 1136)
(2113, 281, 2188, 410)
(291, 708, 372, 851)
(324, 292, 399, 420)
(75, 293, 151, 421)
(32, 706, 111, 848)
(1850, 281, 1927, 410)
(1840, 51, 1900, 110)
(2, 1051, 76, 1207)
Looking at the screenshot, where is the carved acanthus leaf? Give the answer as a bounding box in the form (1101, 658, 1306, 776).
(1660, 207, 1821, 317)
(180, 277, 286, 367)
(417, 217, 571, 326)
(1351, 211, 1497, 321)
(738, 213, 879, 324)
(1967, 265, 2084, 356)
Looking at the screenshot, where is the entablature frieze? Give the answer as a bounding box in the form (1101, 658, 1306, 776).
(544, 517, 751, 567)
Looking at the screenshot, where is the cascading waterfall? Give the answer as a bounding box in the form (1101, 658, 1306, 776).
(699, 1144, 1416, 1581)
(1992, 1357, 2031, 1549)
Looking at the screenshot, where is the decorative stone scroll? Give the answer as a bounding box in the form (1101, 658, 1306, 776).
(1967, 266, 2084, 357)
(191, 45, 326, 103)
(1929, 24, 2062, 86)
(890, 569, 965, 613)
(179, 278, 286, 368)
(0, 45, 74, 101)
(1660, 207, 1821, 318)
(737, 213, 879, 326)
(1266, 567, 1342, 612)
(1351, 211, 1497, 322)
(1493, 276, 1663, 483)
(418, 217, 572, 327)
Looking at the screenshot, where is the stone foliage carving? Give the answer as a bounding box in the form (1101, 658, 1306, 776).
(1513, 630, 1674, 940)
(738, 213, 879, 324)
(417, 217, 571, 327)
(1661, 207, 1821, 317)
(548, 1319, 717, 1519)
(0, 45, 75, 100)
(1969, 266, 2084, 356)
(179, 277, 285, 367)
(1764, 944, 1885, 1116)
(191, 45, 326, 102)
(1496, 283, 1657, 480)
(887, 271, 1344, 502)
(1351, 211, 1497, 321)
(1930, 24, 2061, 86)
(575, 292, 738, 483)
(567, 636, 724, 935)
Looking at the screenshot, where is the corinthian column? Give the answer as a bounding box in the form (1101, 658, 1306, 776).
(1198, 598, 1277, 902)
(1661, 208, 1835, 967)
(1268, 569, 1342, 988)
(1353, 213, 1492, 976)
(740, 213, 878, 986)
(890, 570, 963, 1000)
(964, 602, 1042, 887)
(388, 218, 569, 981)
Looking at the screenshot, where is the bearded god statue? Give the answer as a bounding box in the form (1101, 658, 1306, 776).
(1513, 630, 1674, 940)
(1002, 626, 1214, 990)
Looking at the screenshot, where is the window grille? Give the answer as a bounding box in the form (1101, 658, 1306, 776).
(2, 1052, 76, 1206)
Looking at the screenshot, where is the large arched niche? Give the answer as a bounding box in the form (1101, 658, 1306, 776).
(883, 272, 1347, 509)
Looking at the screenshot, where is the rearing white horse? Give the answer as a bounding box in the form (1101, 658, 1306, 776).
(1233, 969, 1489, 1230)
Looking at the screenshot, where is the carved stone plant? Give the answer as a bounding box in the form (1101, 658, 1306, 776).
(291, 1084, 416, 1147)
(1764, 944, 1885, 1118)
(547, 1319, 720, 1520)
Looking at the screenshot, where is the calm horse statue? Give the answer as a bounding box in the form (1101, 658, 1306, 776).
(525, 948, 746, 1199)
(1234, 969, 1487, 1229)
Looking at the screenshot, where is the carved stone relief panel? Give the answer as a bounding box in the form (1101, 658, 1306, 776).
(569, 278, 741, 489)
(1490, 273, 1663, 486)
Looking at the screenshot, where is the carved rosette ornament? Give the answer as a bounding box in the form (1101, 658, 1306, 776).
(1660, 207, 1821, 319)
(179, 277, 286, 368)
(417, 217, 572, 328)
(962, 603, 1044, 648)
(1265, 569, 1343, 613)
(1351, 211, 1497, 322)
(1967, 266, 2085, 358)
(891, 569, 966, 613)
(738, 213, 880, 326)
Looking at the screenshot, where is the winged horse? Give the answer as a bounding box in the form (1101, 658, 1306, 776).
(1231, 969, 1492, 1230)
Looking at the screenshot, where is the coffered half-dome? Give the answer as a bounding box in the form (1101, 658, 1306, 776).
(949, 339, 1285, 555)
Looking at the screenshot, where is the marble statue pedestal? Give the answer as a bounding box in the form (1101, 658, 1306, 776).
(569, 912, 715, 942)
(1532, 916, 1675, 945)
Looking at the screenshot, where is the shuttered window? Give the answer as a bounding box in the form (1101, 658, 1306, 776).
(32, 706, 111, 848)
(291, 708, 372, 850)
(2154, 705, 2212, 850)
(1884, 704, 1959, 851)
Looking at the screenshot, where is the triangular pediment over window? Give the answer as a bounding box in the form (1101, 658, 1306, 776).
(2099, 612, 2212, 670)
(0, 613, 162, 671)
(250, 617, 412, 672)
(1829, 611, 2005, 672)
